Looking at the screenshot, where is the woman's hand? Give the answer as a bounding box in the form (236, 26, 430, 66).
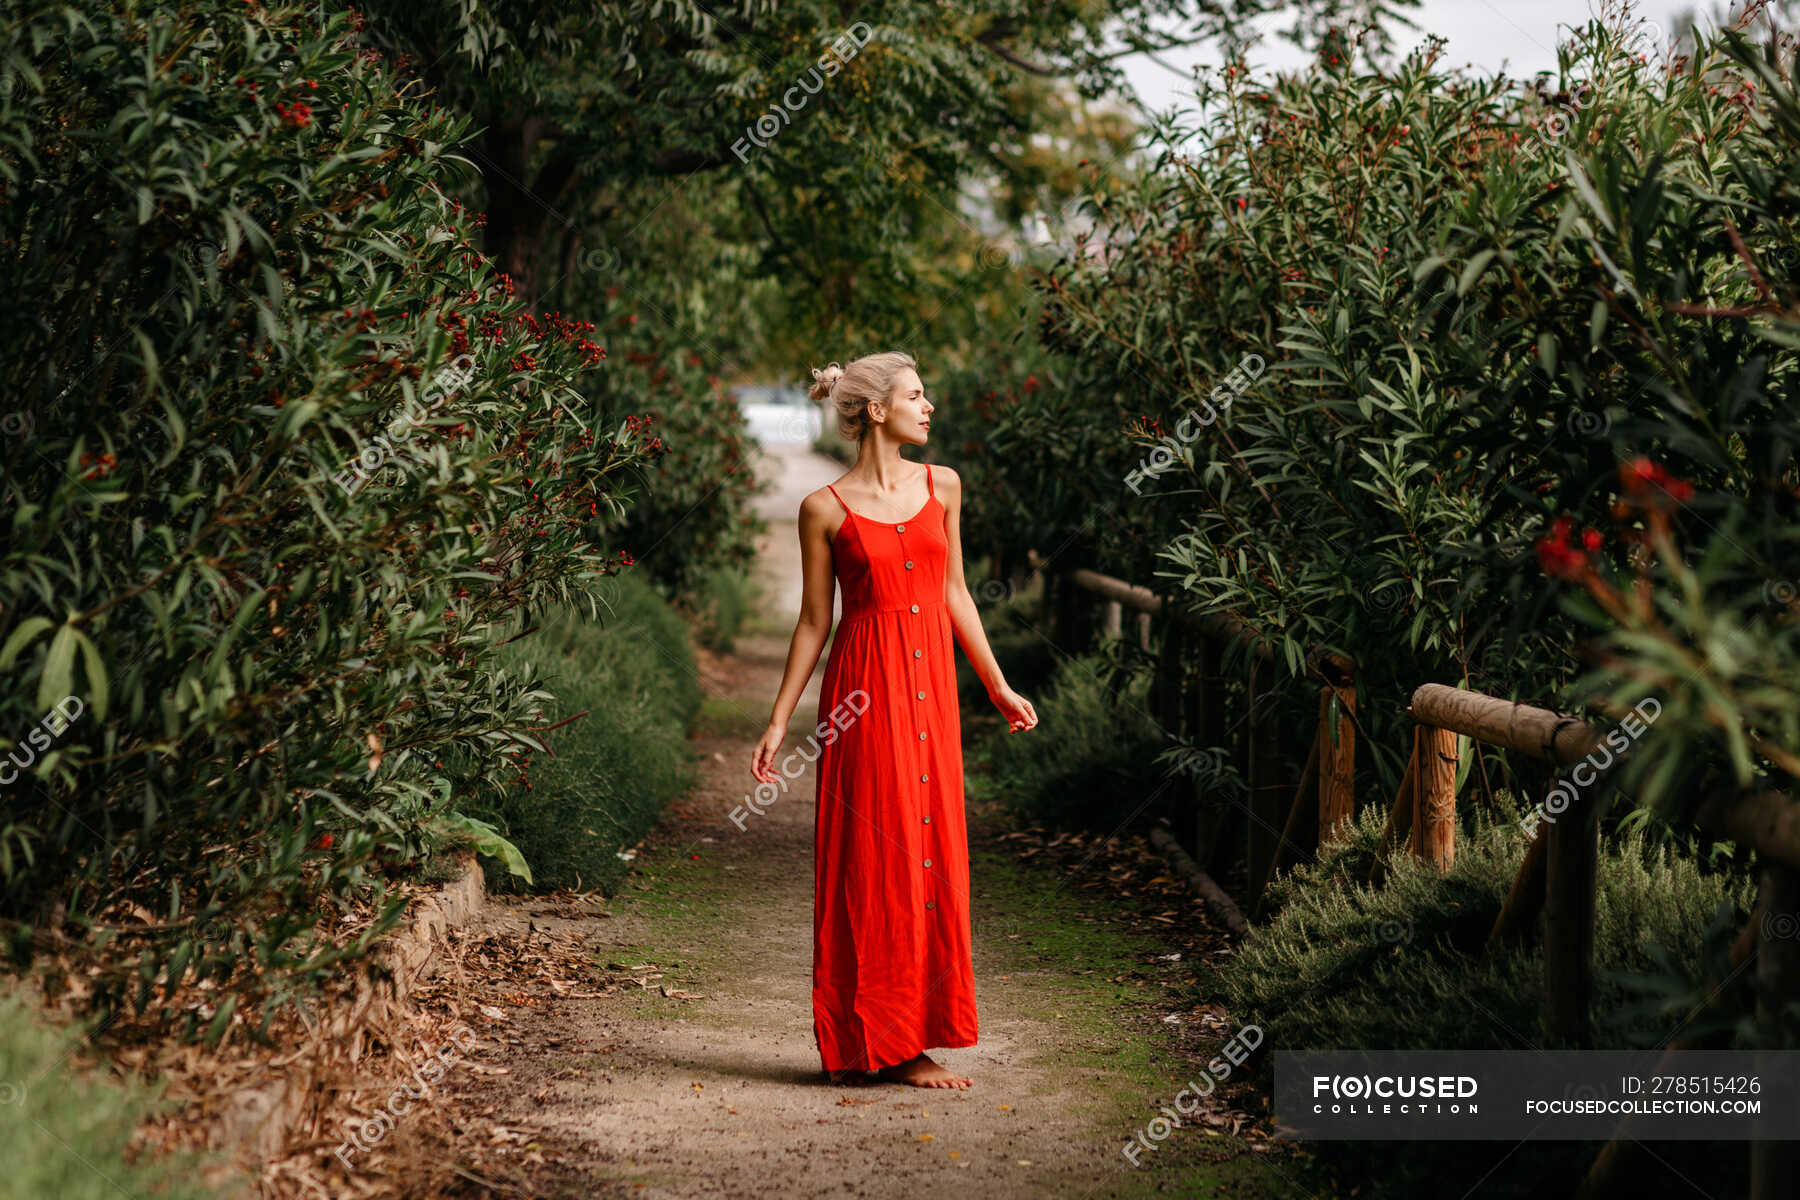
(989, 685, 1038, 733)
(750, 723, 787, 784)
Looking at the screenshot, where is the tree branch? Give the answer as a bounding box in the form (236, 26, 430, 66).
(741, 172, 823, 289)
(975, 28, 1060, 76)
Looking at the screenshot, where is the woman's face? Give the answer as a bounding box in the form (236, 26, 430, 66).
(873, 367, 934, 445)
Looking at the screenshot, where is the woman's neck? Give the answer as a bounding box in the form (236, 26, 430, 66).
(850, 434, 912, 490)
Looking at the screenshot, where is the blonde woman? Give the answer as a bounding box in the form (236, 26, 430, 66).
(751, 350, 1038, 1089)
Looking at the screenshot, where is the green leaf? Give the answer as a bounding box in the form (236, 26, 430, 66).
(435, 813, 533, 884)
(1456, 249, 1497, 295)
(36, 622, 77, 714)
(0, 617, 53, 671)
(74, 628, 108, 719)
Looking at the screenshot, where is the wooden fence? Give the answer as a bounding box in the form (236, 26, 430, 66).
(1019, 557, 1800, 1199)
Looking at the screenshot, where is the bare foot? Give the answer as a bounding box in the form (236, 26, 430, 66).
(823, 1068, 874, 1086)
(875, 1052, 972, 1089)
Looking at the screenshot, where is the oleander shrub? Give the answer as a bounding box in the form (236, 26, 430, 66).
(975, 11, 1800, 866)
(464, 574, 700, 894)
(0, 0, 659, 1038)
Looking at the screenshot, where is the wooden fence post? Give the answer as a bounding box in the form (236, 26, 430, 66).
(1415, 726, 1458, 870)
(1102, 599, 1123, 639)
(1318, 681, 1356, 844)
(1544, 787, 1598, 1046)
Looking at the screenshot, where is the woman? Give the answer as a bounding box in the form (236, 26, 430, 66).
(750, 350, 1038, 1090)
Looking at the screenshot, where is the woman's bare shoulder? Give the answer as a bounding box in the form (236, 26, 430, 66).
(799, 486, 844, 523)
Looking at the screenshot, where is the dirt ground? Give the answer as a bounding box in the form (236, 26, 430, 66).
(411, 446, 1306, 1199)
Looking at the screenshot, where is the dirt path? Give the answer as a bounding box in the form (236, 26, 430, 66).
(429, 447, 1299, 1199)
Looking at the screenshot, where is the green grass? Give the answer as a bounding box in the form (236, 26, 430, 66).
(468, 573, 701, 894)
(969, 844, 1305, 1197)
(0, 989, 219, 1199)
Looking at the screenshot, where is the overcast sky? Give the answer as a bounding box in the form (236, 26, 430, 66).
(1117, 1, 1700, 122)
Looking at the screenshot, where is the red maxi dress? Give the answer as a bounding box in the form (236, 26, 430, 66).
(812, 464, 978, 1072)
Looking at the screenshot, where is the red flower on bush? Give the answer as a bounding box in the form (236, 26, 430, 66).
(1619, 456, 1694, 504)
(274, 100, 312, 128)
(1535, 515, 1602, 580)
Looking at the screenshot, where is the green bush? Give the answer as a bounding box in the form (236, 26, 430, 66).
(1216, 801, 1756, 1200)
(0, 989, 217, 1199)
(691, 566, 755, 654)
(969, 12, 1800, 816)
(1219, 799, 1755, 1051)
(465, 573, 699, 894)
(981, 648, 1167, 827)
(0, 0, 657, 1035)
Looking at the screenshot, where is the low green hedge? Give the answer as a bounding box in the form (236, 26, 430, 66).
(979, 646, 1166, 827)
(691, 566, 756, 653)
(1218, 799, 1754, 1053)
(467, 574, 700, 893)
(0, 990, 216, 1198)
(1210, 800, 1757, 1198)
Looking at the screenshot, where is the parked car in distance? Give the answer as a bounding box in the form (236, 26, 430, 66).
(734, 382, 822, 446)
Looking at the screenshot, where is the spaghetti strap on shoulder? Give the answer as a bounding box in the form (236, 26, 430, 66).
(824, 482, 849, 513)
(925, 464, 933, 498)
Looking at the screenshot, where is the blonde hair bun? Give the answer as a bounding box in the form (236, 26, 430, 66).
(808, 362, 844, 403)
(809, 351, 918, 441)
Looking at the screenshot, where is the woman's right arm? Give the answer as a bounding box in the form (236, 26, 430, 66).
(751, 494, 838, 783)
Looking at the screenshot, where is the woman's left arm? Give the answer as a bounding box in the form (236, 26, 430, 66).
(938, 466, 1038, 733)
